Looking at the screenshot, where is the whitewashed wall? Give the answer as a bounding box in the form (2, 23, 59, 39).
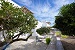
(5, 0, 21, 8)
(0, 31, 3, 41)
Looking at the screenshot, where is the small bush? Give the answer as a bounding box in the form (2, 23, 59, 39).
(46, 38, 51, 45)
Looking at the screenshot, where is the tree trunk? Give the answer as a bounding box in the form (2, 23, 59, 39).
(10, 33, 32, 44)
(12, 32, 24, 39)
(2, 33, 32, 50)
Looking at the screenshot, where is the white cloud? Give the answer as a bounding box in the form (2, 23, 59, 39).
(12, 0, 74, 26)
(32, 0, 74, 26)
(17, 0, 32, 6)
(53, 0, 73, 10)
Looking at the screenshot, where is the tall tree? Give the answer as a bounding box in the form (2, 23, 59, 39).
(0, 0, 37, 42)
(54, 2, 75, 35)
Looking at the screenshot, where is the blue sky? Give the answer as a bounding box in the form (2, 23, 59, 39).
(12, 0, 74, 26)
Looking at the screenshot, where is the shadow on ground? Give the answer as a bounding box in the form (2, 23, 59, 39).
(5, 41, 47, 50)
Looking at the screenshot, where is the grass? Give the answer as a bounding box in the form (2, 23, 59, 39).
(55, 31, 61, 36)
(55, 31, 68, 38)
(61, 35, 68, 38)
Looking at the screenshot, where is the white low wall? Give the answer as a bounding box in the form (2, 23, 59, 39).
(0, 31, 4, 41)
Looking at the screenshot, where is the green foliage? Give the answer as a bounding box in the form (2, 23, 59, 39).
(0, 0, 37, 42)
(36, 27, 50, 35)
(55, 31, 68, 38)
(55, 31, 61, 37)
(46, 38, 51, 45)
(61, 35, 68, 38)
(54, 2, 75, 36)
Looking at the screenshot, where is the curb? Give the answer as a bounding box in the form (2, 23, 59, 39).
(56, 37, 64, 50)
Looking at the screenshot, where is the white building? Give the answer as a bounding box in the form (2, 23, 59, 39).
(35, 21, 50, 30)
(35, 21, 42, 29)
(5, 0, 21, 8)
(42, 21, 47, 27)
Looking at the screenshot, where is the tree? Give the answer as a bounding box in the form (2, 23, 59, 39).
(0, 0, 37, 43)
(54, 2, 75, 35)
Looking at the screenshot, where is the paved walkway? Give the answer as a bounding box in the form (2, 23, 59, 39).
(46, 35, 57, 50)
(1, 32, 64, 50)
(56, 37, 64, 50)
(4, 36, 47, 50)
(46, 36, 64, 50)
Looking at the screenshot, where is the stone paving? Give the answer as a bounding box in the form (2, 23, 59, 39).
(46, 35, 57, 50)
(1, 32, 64, 50)
(5, 37, 47, 50)
(56, 37, 64, 50)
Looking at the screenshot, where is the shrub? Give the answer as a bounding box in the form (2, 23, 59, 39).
(46, 38, 51, 45)
(36, 27, 50, 35)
